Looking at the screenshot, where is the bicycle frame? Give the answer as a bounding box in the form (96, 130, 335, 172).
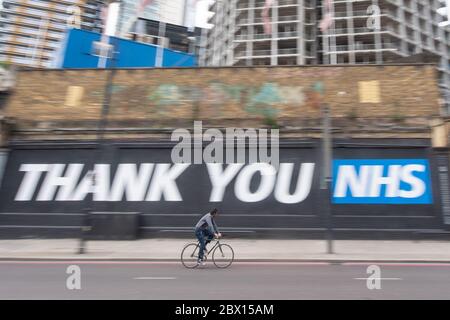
(192, 239, 221, 258)
(181, 237, 234, 269)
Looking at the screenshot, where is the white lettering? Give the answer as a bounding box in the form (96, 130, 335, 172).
(334, 165, 371, 198)
(234, 163, 276, 202)
(146, 163, 189, 201)
(275, 163, 315, 204)
(207, 163, 244, 202)
(368, 165, 401, 198)
(109, 164, 154, 201)
(400, 164, 426, 198)
(36, 164, 84, 201)
(71, 164, 110, 201)
(15, 164, 49, 201)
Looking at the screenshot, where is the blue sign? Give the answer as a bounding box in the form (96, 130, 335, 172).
(332, 159, 433, 204)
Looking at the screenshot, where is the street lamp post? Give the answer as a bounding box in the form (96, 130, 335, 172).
(78, 1, 123, 254)
(322, 103, 334, 254)
(98, 0, 125, 152)
(314, 81, 334, 254)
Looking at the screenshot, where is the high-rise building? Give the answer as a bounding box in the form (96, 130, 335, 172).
(118, 0, 187, 36)
(0, 0, 104, 68)
(204, 0, 320, 66)
(118, 0, 203, 60)
(128, 17, 204, 55)
(203, 0, 450, 106)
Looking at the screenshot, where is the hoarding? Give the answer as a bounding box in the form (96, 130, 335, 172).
(0, 141, 444, 238)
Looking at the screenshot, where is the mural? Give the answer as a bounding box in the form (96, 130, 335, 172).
(109, 81, 308, 118)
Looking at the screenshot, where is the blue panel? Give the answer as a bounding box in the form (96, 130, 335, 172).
(62, 29, 101, 68)
(61, 29, 196, 68)
(107, 37, 157, 68)
(162, 48, 197, 67)
(332, 159, 433, 204)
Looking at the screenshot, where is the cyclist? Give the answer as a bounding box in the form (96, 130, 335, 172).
(194, 208, 221, 266)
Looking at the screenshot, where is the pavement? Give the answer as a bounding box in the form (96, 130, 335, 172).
(1, 238, 450, 262)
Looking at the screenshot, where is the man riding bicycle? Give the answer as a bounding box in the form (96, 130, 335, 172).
(194, 208, 221, 266)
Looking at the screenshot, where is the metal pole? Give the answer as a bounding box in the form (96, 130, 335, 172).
(321, 103, 334, 254)
(155, 21, 166, 67)
(78, 1, 123, 254)
(98, 0, 123, 142)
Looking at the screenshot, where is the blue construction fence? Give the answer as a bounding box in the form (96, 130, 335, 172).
(54, 28, 197, 69)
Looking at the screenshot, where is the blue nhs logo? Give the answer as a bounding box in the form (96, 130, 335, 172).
(332, 159, 433, 204)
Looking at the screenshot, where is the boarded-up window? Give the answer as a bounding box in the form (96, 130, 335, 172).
(65, 86, 84, 107)
(358, 80, 380, 103)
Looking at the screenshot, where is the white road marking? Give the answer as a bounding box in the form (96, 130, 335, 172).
(133, 277, 177, 280)
(344, 262, 450, 267)
(354, 278, 402, 281)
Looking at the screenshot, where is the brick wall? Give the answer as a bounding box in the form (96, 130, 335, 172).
(1, 64, 442, 142)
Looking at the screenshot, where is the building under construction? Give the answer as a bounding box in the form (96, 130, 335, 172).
(0, 0, 103, 68)
(202, 0, 450, 110)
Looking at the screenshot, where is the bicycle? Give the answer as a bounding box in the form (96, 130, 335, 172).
(181, 236, 234, 269)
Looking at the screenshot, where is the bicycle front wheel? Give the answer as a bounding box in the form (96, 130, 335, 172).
(212, 243, 234, 268)
(181, 243, 200, 269)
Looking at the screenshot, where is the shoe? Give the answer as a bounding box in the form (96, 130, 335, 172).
(197, 259, 206, 266)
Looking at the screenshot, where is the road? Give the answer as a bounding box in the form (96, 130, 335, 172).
(0, 260, 449, 299)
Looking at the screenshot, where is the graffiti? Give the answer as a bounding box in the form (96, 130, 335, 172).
(81, 80, 310, 119)
(204, 82, 232, 106)
(246, 83, 281, 118)
(83, 81, 308, 117)
(111, 84, 126, 94)
(146, 82, 305, 117)
(148, 84, 184, 106)
(278, 86, 305, 104)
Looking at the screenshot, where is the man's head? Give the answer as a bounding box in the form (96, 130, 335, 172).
(210, 208, 219, 216)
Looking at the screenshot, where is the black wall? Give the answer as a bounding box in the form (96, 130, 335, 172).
(0, 139, 447, 239)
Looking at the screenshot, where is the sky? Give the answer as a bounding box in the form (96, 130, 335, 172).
(195, 0, 214, 28)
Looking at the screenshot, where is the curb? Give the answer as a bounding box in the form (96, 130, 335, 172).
(1, 257, 450, 264)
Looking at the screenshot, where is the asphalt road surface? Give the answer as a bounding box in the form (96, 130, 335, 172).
(0, 260, 449, 299)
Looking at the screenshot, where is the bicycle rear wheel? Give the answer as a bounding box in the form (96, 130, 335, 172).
(212, 243, 234, 268)
(181, 243, 200, 268)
